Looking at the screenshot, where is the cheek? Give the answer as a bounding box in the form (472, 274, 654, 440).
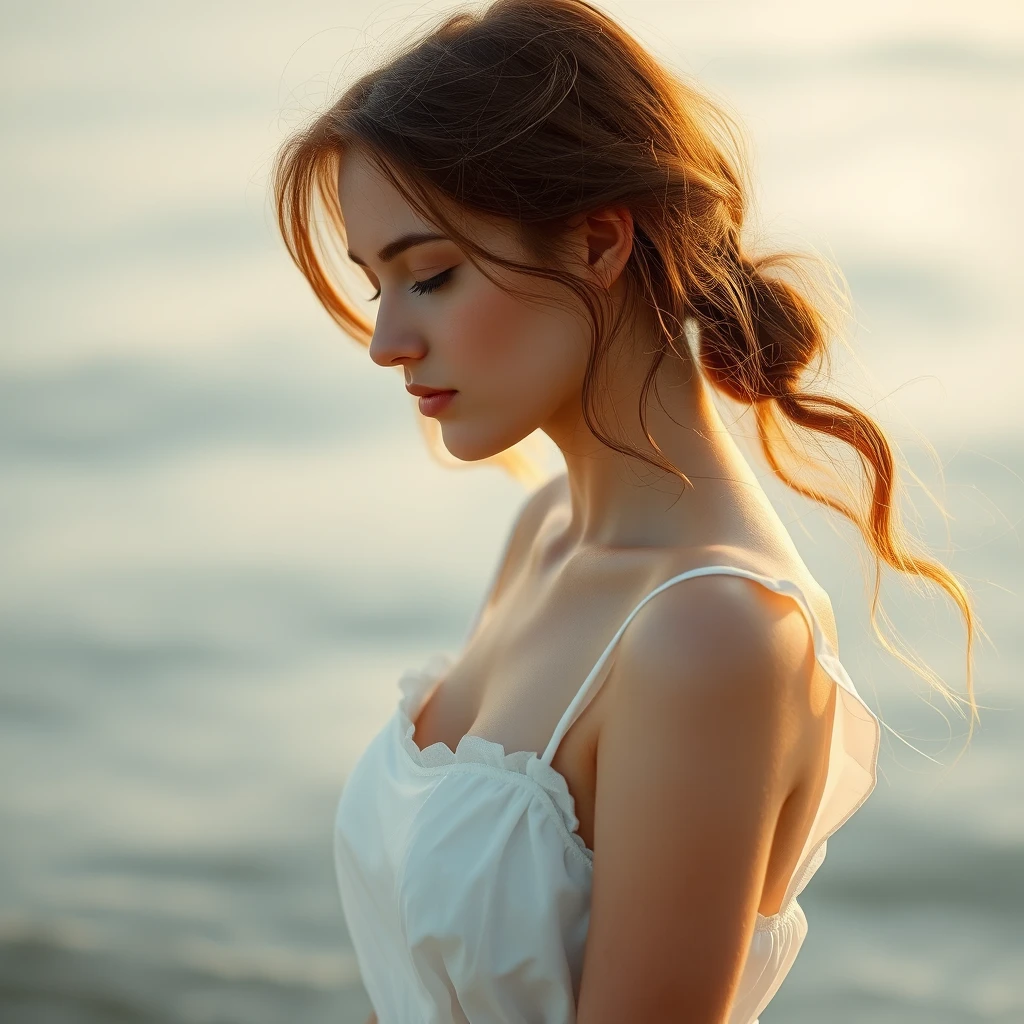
(449, 278, 587, 402)
(447, 280, 526, 373)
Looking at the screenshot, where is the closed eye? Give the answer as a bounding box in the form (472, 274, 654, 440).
(369, 267, 455, 303)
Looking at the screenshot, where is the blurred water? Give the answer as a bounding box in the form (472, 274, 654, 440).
(2, 2, 1022, 1021)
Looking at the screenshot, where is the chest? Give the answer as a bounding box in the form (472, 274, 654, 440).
(411, 550, 841, 901)
(409, 555, 637, 853)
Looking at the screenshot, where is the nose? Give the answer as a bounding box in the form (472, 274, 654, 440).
(367, 320, 428, 369)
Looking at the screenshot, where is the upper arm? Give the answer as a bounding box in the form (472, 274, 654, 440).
(575, 574, 814, 1023)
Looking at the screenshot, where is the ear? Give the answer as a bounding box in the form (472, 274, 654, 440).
(567, 205, 635, 291)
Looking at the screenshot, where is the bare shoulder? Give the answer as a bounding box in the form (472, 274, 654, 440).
(575, 567, 822, 1019)
(600, 563, 823, 803)
(522, 471, 568, 533)
(506, 472, 565, 564)
(483, 473, 568, 608)
(620, 561, 822, 693)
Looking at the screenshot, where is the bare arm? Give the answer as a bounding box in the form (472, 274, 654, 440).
(364, 1013, 377, 1024)
(575, 575, 810, 1022)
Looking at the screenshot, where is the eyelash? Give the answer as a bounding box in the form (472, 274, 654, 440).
(369, 267, 454, 303)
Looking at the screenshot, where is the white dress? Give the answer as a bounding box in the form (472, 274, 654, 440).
(334, 563, 881, 1022)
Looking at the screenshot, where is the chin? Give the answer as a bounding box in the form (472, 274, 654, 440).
(438, 423, 529, 463)
(437, 432, 504, 463)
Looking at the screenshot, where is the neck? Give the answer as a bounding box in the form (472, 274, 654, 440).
(540, 324, 767, 556)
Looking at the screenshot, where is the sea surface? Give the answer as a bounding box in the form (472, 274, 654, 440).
(2, 2, 1022, 1021)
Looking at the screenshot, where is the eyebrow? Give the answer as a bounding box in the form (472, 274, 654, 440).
(347, 231, 449, 267)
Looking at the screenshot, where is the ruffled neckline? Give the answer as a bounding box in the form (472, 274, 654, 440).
(393, 652, 594, 863)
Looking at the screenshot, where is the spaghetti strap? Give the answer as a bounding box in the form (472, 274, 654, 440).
(538, 563, 875, 766)
(337, 560, 881, 1022)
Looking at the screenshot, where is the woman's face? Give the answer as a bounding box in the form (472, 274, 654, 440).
(337, 147, 594, 463)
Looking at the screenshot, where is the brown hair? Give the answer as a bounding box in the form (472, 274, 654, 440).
(271, 0, 982, 747)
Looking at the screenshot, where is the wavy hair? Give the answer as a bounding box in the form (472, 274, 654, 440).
(271, 0, 981, 747)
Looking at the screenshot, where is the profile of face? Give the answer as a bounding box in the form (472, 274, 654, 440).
(337, 147, 618, 463)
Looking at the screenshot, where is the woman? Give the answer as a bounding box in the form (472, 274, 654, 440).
(271, 1, 978, 1020)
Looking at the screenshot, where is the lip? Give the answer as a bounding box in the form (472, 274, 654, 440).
(416, 390, 457, 417)
(405, 383, 454, 397)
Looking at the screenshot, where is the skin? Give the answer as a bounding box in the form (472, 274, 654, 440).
(339, 144, 781, 556)
(339, 146, 840, 1022)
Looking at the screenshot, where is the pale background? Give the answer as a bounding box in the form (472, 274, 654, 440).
(2, 1, 1021, 1021)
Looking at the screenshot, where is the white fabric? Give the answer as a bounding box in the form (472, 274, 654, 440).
(334, 565, 881, 1022)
